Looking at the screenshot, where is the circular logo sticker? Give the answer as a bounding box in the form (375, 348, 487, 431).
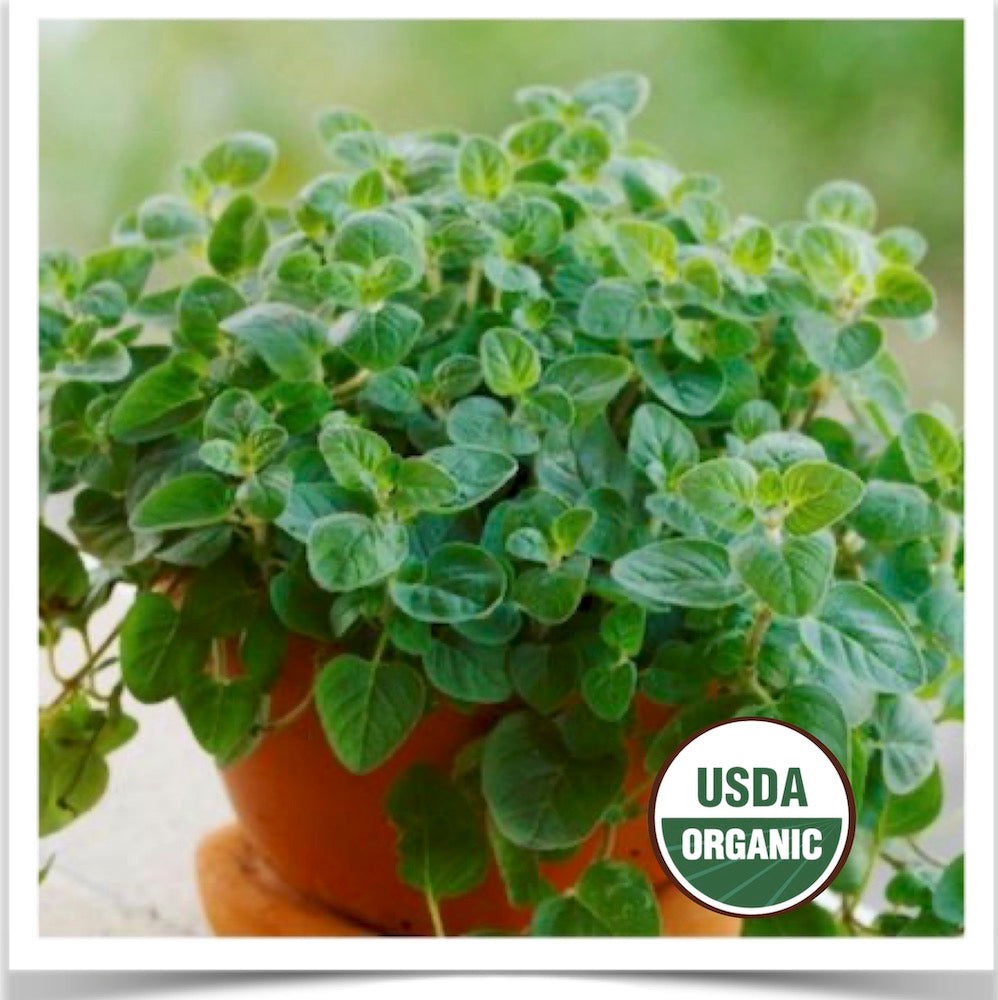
(648, 717, 855, 918)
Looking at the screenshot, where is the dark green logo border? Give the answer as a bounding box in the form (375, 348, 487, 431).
(646, 716, 857, 920)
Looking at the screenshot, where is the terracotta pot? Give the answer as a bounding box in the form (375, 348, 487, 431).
(218, 635, 741, 937)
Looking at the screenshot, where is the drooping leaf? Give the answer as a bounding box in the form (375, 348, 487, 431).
(129, 473, 233, 531)
(530, 860, 660, 936)
(119, 593, 208, 704)
(800, 582, 924, 693)
(387, 764, 489, 898)
(314, 654, 426, 773)
(482, 712, 626, 851)
(731, 530, 835, 618)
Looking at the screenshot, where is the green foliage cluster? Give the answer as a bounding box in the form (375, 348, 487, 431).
(38, 73, 963, 936)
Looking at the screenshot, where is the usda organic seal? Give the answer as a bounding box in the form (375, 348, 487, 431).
(648, 717, 855, 918)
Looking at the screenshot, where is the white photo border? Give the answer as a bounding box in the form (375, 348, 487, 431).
(7, 0, 994, 972)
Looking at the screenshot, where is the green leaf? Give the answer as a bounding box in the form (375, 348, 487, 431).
(424, 446, 518, 511)
(447, 397, 538, 457)
(599, 603, 645, 656)
(581, 660, 637, 722)
(512, 554, 590, 625)
(307, 512, 408, 592)
(731, 223, 774, 275)
(240, 604, 288, 691)
(138, 194, 204, 243)
(453, 601, 522, 647)
(611, 539, 746, 610)
(800, 582, 924, 693)
(431, 355, 482, 402)
(318, 423, 391, 492)
(851, 480, 933, 543)
(236, 466, 292, 521)
(627, 403, 699, 487)
(387, 764, 489, 898)
(458, 136, 512, 199)
(393, 458, 458, 513)
(487, 819, 553, 908)
(220, 303, 326, 382)
(798, 223, 859, 294)
(731, 530, 834, 618)
(542, 354, 632, 421)
(179, 676, 263, 765)
(390, 543, 505, 623)
(39, 524, 88, 609)
(612, 221, 676, 281)
(756, 684, 848, 766)
(899, 412, 961, 483)
(867, 267, 934, 319)
(422, 636, 512, 703)
(806, 179, 877, 230)
(877, 227, 928, 267)
(677, 458, 758, 532)
(832, 321, 883, 373)
(129, 473, 233, 531)
(883, 765, 943, 838)
(332, 210, 423, 284)
(108, 358, 204, 444)
(201, 132, 277, 187)
(76, 280, 129, 326)
(575, 71, 650, 116)
(482, 711, 626, 851)
(932, 854, 964, 926)
(742, 902, 842, 937)
(314, 654, 426, 773)
(177, 276, 245, 354)
(480, 327, 541, 397)
(732, 400, 781, 442)
(203, 387, 269, 439)
(207, 193, 269, 276)
(633, 349, 725, 417)
(509, 643, 578, 715)
(874, 694, 935, 795)
(119, 593, 208, 704)
(269, 555, 332, 640)
(81, 246, 154, 302)
(551, 507, 595, 554)
(745, 431, 826, 471)
(531, 860, 660, 936)
(917, 571, 963, 660)
(341, 302, 423, 372)
(781, 460, 864, 535)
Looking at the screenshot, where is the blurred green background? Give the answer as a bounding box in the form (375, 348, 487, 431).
(40, 19, 963, 412)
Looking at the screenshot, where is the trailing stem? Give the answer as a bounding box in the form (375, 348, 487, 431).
(741, 606, 774, 704)
(425, 890, 446, 937)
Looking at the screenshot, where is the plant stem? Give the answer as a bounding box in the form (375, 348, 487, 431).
(263, 687, 315, 733)
(425, 890, 446, 937)
(599, 823, 617, 860)
(796, 376, 830, 430)
(741, 606, 774, 704)
(45, 622, 123, 712)
(907, 839, 945, 868)
(332, 369, 371, 399)
(371, 628, 389, 667)
(465, 264, 482, 309)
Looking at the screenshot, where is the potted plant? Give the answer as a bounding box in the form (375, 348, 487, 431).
(38, 72, 964, 938)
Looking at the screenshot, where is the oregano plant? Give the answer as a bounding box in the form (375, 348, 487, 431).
(38, 71, 963, 937)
